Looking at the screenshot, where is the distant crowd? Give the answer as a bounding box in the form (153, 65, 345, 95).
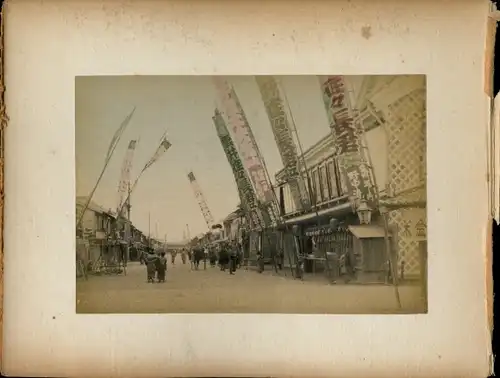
(139, 241, 244, 283)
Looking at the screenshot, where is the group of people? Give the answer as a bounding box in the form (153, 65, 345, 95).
(188, 241, 242, 275)
(143, 248, 167, 283)
(141, 242, 244, 283)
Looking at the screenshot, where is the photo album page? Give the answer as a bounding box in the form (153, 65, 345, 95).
(1, 0, 494, 377)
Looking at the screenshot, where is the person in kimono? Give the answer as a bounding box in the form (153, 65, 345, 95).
(229, 242, 238, 275)
(144, 248, 159, 283)
(171, 249, 177, 265)
(219, 243, 230, 271)
(156, 251, 167, 283)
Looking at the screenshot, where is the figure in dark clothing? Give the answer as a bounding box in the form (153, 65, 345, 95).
(256, 250, 264, 273)
(156, 252, 167, 282)
(236, 243, 243, 269)
(229, 244, 238, 275)
(209, 249, 217, 267)
(218, 244, 229, 271)
(193, 247, 204, 270)
(277, 250, 284, 270)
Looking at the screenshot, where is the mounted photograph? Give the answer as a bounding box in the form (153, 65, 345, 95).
(75, 75, 427, 314)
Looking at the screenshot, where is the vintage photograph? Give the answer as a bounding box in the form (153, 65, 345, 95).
(75, 75, 427, 314)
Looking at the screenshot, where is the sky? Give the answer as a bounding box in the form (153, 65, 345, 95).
(76, 75, 332, 242)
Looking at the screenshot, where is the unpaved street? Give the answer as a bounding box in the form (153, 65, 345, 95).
(76, 261, 425, 314)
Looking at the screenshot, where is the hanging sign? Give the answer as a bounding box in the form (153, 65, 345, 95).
(213, 77, 275, 205)
(255, 76, 310, 211)
(320, 76, 377, 205)
(213, 109, 263, 229)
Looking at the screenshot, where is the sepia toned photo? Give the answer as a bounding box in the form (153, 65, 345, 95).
(75, 75, 427, 314)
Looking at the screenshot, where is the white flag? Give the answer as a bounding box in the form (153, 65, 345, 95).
(142, 136, 172, 173)
(105, 107, 136, 162)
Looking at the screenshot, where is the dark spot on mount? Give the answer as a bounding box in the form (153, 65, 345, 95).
(361, 26, 372, 40)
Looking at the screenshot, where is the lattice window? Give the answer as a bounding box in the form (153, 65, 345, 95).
(384, 88, 427, 277)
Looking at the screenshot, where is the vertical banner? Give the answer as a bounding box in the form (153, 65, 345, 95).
(187, 171, 215, 229)
(319, 76, 376, 205)
(212, 77, 275, 205)
(212, 76, 279, 226)
(255, 76, 310, 211)
(213, 109, 262, 229)
(117, 139, 137, 215)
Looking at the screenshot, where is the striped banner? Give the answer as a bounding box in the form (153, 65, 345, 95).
(213, 109, 263, 229)
(116, 139, 137, 214)
(212, 77, 275, 207)
(255, 76, 310, 211)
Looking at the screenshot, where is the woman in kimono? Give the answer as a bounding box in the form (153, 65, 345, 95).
(156, 251, 167, 283)
(144, 248, 159, 283)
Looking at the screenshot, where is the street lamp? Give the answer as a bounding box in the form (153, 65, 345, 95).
(329, 218, 339, 229)
(356, 201, 373, 225)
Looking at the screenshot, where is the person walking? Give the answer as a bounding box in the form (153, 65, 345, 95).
(203, 245, 209, 270)
(156, 251, 167, 283)
(171, 249, 177, 265)
(229, 242, 238, 275)
(144, 248, 159, 283)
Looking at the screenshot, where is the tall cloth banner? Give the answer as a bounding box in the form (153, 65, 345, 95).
(117, 135, 172, 218)
(319, 76, 376, 206)
(187, 171, 215, 229)
(142, 136, 172, 173)
(212, 77, 279, 226)
(255, 76, 310, 211)
(105, 107, 137, 162)
(117, 139, 137, 215)
(213, 109, 262, 229)
(77, 107, 136, 228)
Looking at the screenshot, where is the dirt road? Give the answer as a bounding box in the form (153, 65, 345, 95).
(76, 261, 425, 314)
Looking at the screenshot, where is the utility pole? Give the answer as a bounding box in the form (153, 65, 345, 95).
(148, 212, 151, 249)
(126, 183, 131, 221)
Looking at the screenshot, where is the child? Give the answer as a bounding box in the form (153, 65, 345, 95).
(156, 251, 167, 283)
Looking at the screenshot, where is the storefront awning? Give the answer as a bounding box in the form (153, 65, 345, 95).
(284, 201, 353, 226)
(348, 225, 388, 239)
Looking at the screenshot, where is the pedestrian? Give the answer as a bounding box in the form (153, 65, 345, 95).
(235, 243, 244, 269)
(256, 249, 264, 273)
(219, 243, 229, 271)
(194, 246, 203, 270)
(229, 243, 238, 275)
(277, 249, 284, 270)
(156, 251, 167, 283)
(209, 248, 217, 267)
(203, 245, 209, 270)
(189, 249, 194, 270)
(171, 249, 177, 265)
(145, 248, 158, 283)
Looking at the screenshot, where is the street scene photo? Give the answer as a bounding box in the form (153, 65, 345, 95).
(75, 75, 427, 314)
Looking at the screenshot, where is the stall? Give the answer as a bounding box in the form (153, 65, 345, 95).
(305, 221, 390, 284)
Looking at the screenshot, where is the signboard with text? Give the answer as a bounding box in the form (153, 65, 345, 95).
(255, 76, 310, 211)
(213, 77, 275, 206)
(320, 76, 377, 205)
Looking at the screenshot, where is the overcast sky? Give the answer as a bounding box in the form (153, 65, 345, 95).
(76, 75, 331, 242)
